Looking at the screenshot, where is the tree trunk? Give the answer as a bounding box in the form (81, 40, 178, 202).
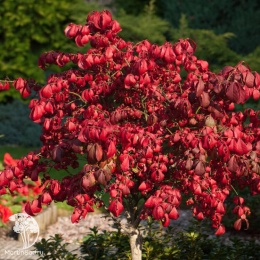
(129, 228, 142, 260)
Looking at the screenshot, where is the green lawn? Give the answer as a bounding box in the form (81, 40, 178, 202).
(0, 145, 38, 160)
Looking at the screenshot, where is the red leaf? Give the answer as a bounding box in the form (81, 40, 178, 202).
(215, 225, 225, 236)
(145, 147, 153, 159)
(173, 133, 181, 142)
(25, 199, 42, 216)
(121, 156, 129, 171)
(221, 66, 234, 75)
(200, 91, 210, 107)
(111, 20, 121, 33)
(228, 138, 236, 152)
(194, 161, 205, 176)
(234, 219, 242, 230)
(185, 158, 193, 170)
(94, 169, 108, 186)
(75, 35, 84, 47)
(78, 129, 87, 143)
(87, 144, 96, 163)
(4, 153, 18, 166)
(252, 89, 259, 100)
(169, 207, 179, 220)
(233, 196, 244, 205)
(95, 144, 103, 162)
(162, 213, 170, 227)
(14, 78, 31, 98)
(8, 180, 17, 191)
(151, 170, 165, 182)
(30, 104, 44, 122)
(100, 10, 112, 30)
(81, 173, 96, 189)
(216, 202, 225, 214)
(71, 208, 82, 223)
(41, 192, 53, 204)
(164, 45, 176, 63)
(196, 79, 205, 97)
(64, 23, 79, 38)
(196, 212, 204, 220)
(228, 156, 239, 172)
(44, 101, 54, 114)
(226, 82, 246, 104)
(82, 89, 94, 102)
(50, 180, 61, 196)
(108, 200, 124, 217)
(41, 85, 53, 99)
(0, 81, 10, 91)
(107, 141, 116, 159)
(119, 183, 130, 196)
(235, 139, 251, 155)
(244, 71, 255, 88)
(68, 122, 76, 132)
(144, 196, 155, 208)
(4, 169, 13, 180)
(52, 145, 63, 162)
(152, 205, 164, 220)
(0, 171, 8, 186)
(105, 46, 114, 59)
(139, 181, 152, 192)
(254, 72, 260, 87)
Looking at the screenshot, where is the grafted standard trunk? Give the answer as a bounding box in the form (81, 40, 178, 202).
(129, 228, 142, 260)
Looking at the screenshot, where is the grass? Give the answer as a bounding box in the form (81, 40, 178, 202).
(0, 145, 38, 160)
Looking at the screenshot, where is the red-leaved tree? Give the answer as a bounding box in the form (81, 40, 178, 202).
(0, 10, 259, 259)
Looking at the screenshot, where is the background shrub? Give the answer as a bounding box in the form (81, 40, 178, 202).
(0, 99, 41, 147)
(34, 219, 260, 260)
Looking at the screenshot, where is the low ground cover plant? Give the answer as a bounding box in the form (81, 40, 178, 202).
(0, 9, 259, 259)
(34, 220, 260, 260)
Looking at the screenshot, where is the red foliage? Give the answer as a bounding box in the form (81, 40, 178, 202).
(0, 153, 43, 222)
(4, 153, 19, 166)
(0, 10, 259, 234)
(0, 204, 12, 223)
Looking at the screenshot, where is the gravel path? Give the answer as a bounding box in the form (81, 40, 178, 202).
(38, 213, 118, 243)
(38, 210, 194, 243)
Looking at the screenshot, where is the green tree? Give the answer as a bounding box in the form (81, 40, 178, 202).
(170, 15, 242, 72)
(113, 0, 259, 72)
(157, 0, 260, 55)
(116, 0, 169, 45)
(0, 0, 100, 101)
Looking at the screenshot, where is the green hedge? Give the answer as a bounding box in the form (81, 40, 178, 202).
(0, 99, 41, 147)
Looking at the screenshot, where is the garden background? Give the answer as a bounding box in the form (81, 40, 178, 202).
(0, 0, 259, 258)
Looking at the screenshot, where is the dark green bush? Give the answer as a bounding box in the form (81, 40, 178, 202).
(34, 234, 79, 260)
(34, 218, 260, 260)
(0, 99, 41, 147)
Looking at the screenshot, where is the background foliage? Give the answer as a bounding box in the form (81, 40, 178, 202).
(113, 0, 259, 72)
(114, 0, 260, 56)
(157, 0, 260, 55)
(0, 99, 41, 146)
(1, 0, 259, 101)
(0, 0, 100, 101)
